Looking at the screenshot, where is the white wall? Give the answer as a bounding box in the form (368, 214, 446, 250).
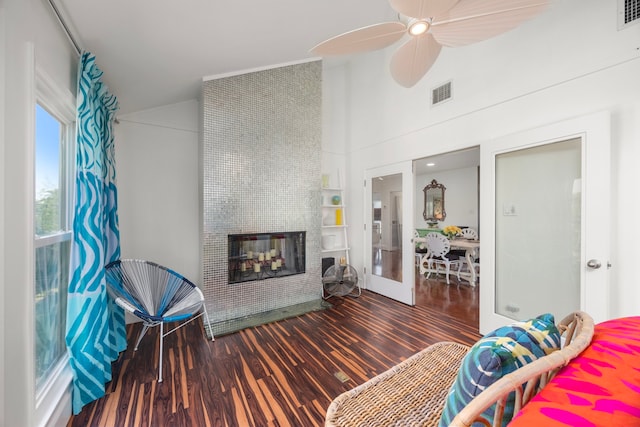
(0, 6, 6, 426)
(327, 0, 640, 319)
(321, 62, 349, 188)
(115, 100, 201, 285)
(415, 167, 478, 232)
(2, 1, 78, 426)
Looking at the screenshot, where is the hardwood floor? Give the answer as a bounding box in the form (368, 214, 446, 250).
(372, 247, 479, 326)
(67, 278, 479, 427)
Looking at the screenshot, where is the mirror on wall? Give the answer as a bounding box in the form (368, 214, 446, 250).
(423, 179, 446, 227)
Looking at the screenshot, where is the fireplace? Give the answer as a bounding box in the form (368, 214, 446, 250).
(228, 231, 306, 284)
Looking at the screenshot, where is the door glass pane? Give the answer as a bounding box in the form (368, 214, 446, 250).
(495, 138, 581, 320)
(371, 173, 403, 282)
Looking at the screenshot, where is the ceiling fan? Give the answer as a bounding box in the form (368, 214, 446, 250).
(310, 0, 550, 88)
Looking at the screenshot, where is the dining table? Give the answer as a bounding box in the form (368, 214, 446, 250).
(415, 236, 480, 286)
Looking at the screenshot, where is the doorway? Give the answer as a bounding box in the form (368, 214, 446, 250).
(366, 149, 481, 322)
(412, 147, 481, 328)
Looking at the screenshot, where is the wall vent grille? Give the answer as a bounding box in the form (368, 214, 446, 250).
(619, 0, 640, 29)
(431, 81, 452, 106)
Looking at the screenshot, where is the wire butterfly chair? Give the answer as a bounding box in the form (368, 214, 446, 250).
(105, 259, 213, 382)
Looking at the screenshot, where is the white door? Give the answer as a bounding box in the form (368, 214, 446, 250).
(365, 162, 415, 305)
(480, 112, 610, 334)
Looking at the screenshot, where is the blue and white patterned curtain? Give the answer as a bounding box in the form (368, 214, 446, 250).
(65, 51, 126, 414)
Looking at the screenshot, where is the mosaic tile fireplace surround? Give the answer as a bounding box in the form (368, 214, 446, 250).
(201, 61, 323, 335)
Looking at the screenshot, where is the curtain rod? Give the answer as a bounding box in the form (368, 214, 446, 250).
(47, 0, 81, 56)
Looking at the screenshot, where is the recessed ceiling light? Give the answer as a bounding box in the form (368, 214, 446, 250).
(426, 162, 435, 167)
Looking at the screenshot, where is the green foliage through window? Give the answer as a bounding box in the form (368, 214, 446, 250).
(35, 188, 61, 236)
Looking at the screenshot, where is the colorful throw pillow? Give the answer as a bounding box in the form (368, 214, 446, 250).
(508, 316, 640, 427)
(438, 314, 561, 427)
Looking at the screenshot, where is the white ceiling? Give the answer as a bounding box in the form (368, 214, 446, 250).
(56, 0, 398, 115)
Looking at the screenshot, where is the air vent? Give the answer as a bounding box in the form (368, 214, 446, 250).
(431, 81, 452, 106)
(618, 0, 640, 29)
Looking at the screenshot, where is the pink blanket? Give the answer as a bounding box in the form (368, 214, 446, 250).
(508, 316, 640, 427)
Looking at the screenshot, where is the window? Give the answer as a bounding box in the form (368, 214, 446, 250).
(34, 84, 75, 397)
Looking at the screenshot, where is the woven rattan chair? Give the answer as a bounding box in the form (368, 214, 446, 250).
(105, 259, 214, 382)
(325, 342, 470, 426)
(450, 311, 594, 427)
(325, 311, 594, 427)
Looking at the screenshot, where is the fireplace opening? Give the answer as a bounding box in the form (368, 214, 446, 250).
(228, 231, 306, 284)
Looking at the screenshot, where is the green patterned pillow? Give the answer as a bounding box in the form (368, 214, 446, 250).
(438, 314, 561, 427)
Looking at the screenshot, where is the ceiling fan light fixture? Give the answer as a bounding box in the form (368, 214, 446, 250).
(408, 20, 430, 36)
(311, 0, 550, 87)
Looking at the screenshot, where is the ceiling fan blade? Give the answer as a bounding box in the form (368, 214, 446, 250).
(390, 0, 460, 20)
(310, 22, 406, 56)
(431, 0, 550, 47)
(390, 33, 442, 88)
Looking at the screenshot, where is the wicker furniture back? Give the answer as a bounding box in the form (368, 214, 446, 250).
(324, 311, 594, 427)
(451, 311, 594, 426)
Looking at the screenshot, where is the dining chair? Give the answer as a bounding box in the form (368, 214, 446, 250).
(460, 228, 478, 240)
(450, 227, 478, 259)
(455, 228, 480, 281)
(414, 229, 427, 267)
(424, 232, 461, 285)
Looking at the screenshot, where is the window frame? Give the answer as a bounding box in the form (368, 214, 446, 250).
(33, 68, 76, 406)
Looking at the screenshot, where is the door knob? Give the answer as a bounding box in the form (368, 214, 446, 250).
(586, 259, 602, 269)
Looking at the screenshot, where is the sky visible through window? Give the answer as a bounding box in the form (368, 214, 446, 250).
(35, 104, 61, 201)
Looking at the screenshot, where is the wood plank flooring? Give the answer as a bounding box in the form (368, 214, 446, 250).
(67, 278, 480, 427)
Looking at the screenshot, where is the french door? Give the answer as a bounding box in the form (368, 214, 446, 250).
(479, 112, 611, 333)
(365, 161, 415, 305)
